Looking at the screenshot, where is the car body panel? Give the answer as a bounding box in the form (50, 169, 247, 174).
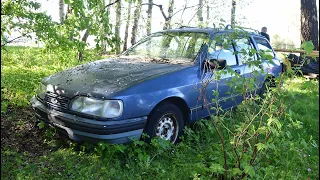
(30, 96, 146, 143)
(112, 65, 203, 121)
(42, 58, 190, 99)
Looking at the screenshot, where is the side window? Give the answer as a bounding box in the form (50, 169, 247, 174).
(234, 38, 256, 65)
(253, 37, 275, 58)
(207, 40, 237, 66)
(184, 36, 206, 58)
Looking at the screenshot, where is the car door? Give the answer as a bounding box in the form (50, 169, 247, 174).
(201, 34, 243, 117)
(251, 36, 279, 87)
(233, 37, 260, 97)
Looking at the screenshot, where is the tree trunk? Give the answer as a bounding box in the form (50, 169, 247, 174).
(115, 0, 122, 54)
(131, 0, 142, 46)
(101, 0, 112, 55)
(231, 0, 236, 27)
(65, 5, 72, 20)
(123, 0, 132, 51)
(163, 0, 174, 30)
(206, 1, 210, 26)
(78, 29, 89, 62)
(145, 0, 153, 55)
(301, 0, 319, 50)
(59, 0, 64, 23)
(146, 0, 153, 35)
(197, 0, 203, 27)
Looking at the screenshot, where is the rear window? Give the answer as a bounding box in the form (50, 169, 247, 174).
(234, 38, 257, 65)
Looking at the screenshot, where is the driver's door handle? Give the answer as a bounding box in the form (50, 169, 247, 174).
(235, 69, 241, 74)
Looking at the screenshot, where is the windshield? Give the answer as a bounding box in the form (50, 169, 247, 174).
(122, 32, 209, 64)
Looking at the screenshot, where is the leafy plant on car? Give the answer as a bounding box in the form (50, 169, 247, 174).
(196, 25, 317, 179)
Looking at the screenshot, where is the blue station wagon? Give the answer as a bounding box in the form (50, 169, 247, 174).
(30, 26, 282, 144)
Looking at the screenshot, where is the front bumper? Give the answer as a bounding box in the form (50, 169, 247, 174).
(30, 96, 147, 144)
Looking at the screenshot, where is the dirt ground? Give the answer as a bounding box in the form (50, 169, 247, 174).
(1, 106, 51, 156)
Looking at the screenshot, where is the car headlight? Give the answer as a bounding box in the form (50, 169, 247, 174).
(70, 97, 123, 118)
(36, 83, 47, 99)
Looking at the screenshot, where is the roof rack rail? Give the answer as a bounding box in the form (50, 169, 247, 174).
(224, 24, 260, 34)
(179, 26, 196, 28)
(205, 23, 227, 32)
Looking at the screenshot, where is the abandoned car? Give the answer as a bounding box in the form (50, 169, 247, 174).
(30, 26, 282, 144)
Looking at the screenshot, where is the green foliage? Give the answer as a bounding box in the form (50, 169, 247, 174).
(200, 26, 319, 179)
(45, 0, 115, 52)
(301, 41, 315, 54)
(1, 46, 103, 112)
(1, 0, 118, 57)
(271, 34, 296, 49)
(1, 0, 54, 46)
(37, 121, 45, 129)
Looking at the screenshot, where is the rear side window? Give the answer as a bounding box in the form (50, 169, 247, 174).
(253, 37, 275, 58)
(234, 38, 257, 65)
(208, 40, 237, 66)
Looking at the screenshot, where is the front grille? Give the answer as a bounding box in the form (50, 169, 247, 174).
(44, 92, 71, 110)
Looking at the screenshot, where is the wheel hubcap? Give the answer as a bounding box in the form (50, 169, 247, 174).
(155, 114, 178, 143)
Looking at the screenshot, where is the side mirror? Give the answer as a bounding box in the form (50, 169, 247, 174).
(207, 59, 227, 70)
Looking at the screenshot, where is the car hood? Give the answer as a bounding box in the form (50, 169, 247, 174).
(42, 58, 189, 98)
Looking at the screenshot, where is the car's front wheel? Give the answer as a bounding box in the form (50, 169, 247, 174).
(143, 103, 184, 144)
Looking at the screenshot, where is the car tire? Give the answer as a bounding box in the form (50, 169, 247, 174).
(258, 81, 267, 98)
(143, 102, 184, 144)
(259, 78, 275, 98)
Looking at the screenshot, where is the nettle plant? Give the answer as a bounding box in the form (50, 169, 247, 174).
(196, 27, 305, 179)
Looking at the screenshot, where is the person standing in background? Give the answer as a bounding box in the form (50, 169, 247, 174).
(260, 27, 270, 42)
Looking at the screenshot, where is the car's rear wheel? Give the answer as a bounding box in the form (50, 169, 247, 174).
(259, 77, 275, 98)
(143, 103, 184, 144)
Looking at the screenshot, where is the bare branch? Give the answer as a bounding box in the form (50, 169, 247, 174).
(187, 3, 205, 25)
(1, 32, 33, 47)
(141, 2, 199, 25)
(142, 3, 167, 19)
(170, 4, 198, 19)
(104, 0, 120, 9)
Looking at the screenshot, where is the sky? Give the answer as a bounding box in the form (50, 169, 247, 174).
(239, 0, 301, 44)
(12, 0, 320, 48)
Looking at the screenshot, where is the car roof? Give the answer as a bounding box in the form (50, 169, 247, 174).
(157, 25, 267, 39)
(157, 27, 217, 35)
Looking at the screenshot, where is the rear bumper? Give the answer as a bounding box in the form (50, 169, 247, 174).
(30, 96, 147, 144)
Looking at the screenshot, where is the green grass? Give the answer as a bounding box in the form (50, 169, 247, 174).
(1, 46, 319, 179)
(283, 79, 319, 142)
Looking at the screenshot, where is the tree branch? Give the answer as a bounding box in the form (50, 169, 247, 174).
(169, 4, 198, 19)
(142, 3, 168, 20)
(187, 3, 205, 25)
(104, 0, 120, 10)
(96, 0, 120, 16)
(141, 3, 199, 22)
(1, 32, 33, 47)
